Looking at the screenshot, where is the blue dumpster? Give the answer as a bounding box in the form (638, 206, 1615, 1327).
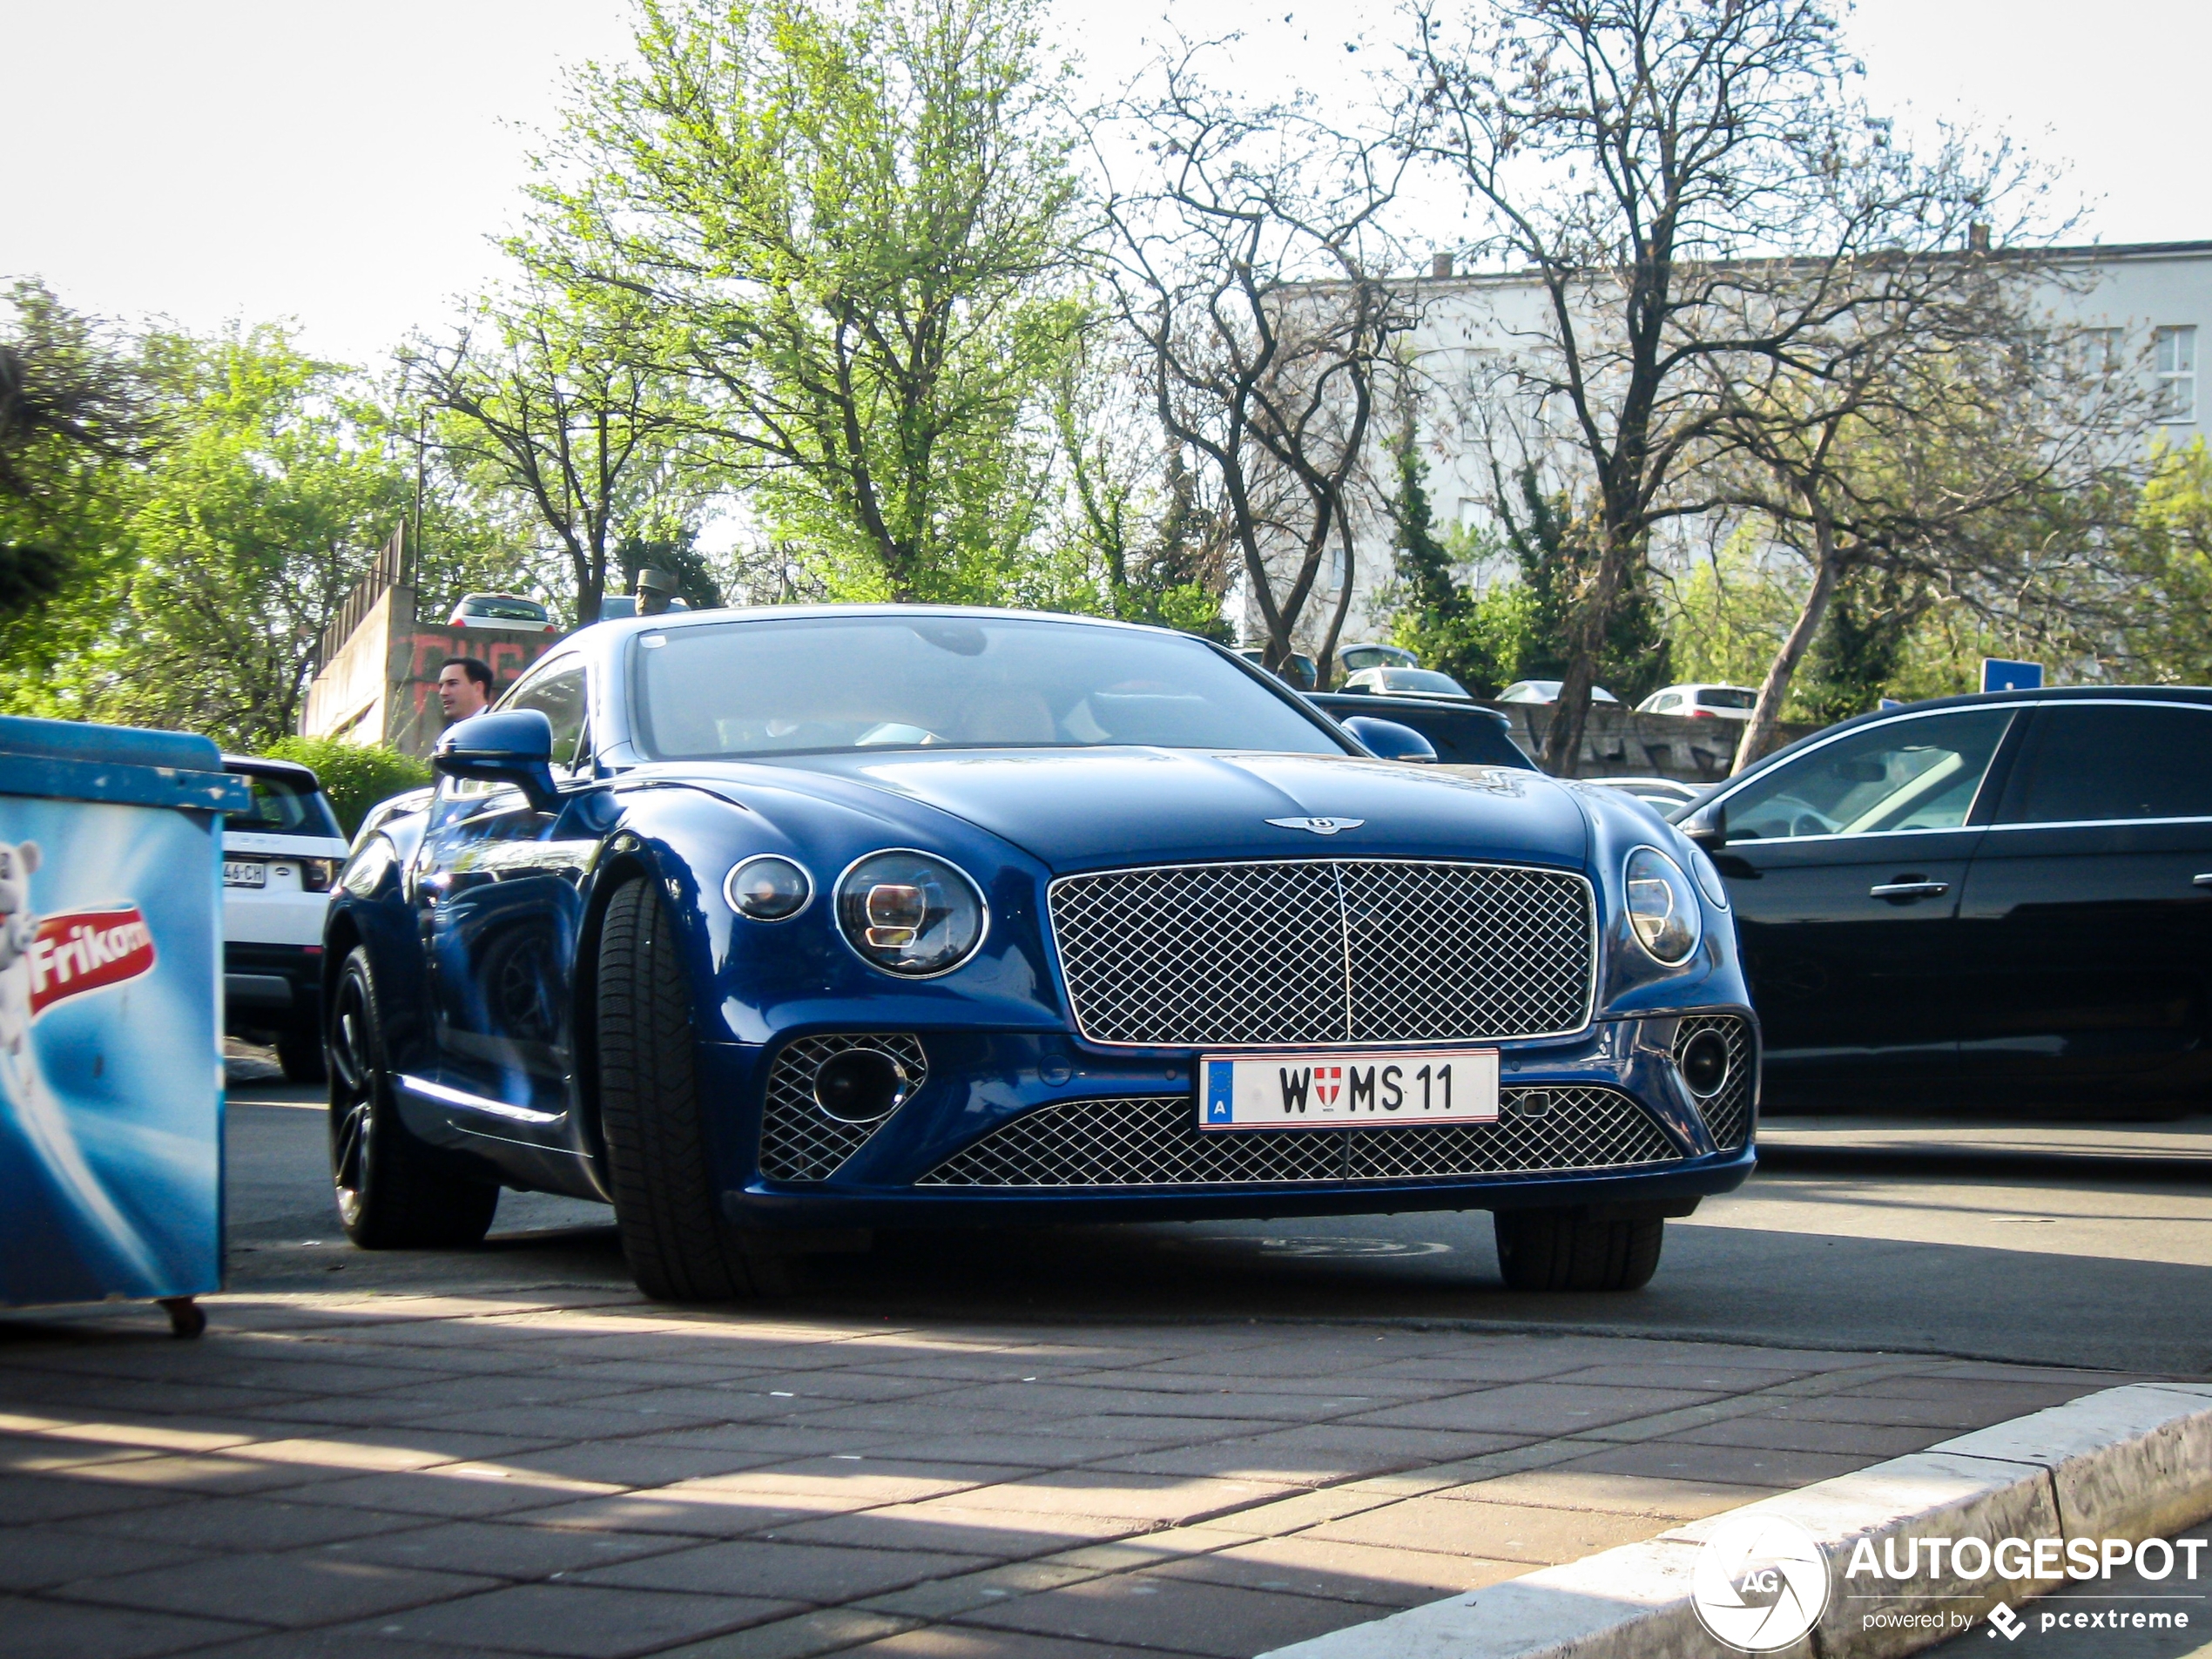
(0, 715, 248, 1332)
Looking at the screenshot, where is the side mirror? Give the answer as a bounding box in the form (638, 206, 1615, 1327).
(435, 710, 560, 813)
(1343, 716, 1437, 764)
(1678, 801, 1728, 849)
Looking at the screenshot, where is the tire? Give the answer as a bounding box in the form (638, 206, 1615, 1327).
(1494, 1208, 1664, 1291)
(327, 948, 499, 1249)
(597, 876, 780, 1300)
(277, 1021, 326, 1084)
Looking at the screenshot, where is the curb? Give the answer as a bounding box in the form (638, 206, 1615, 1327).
(1257, 1381, 2212, 1659)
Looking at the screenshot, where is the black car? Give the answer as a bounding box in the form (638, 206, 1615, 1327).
(1307, 692, 1538, 772)
(1675, 686, 2212, 1111)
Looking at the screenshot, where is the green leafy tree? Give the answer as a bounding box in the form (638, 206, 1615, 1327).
(530, 0, 1081, 603)
(1, 327, 412, 745)
(0, 280, 159, 624)
(261, 737, 431, 836)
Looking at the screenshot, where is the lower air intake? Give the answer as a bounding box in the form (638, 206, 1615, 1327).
(1675, 1014, 1756, 1151)
(757, 1034, 928, 1182)
(915, 1087, 1682, 1188)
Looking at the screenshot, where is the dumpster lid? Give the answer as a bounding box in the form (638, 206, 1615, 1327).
(0, 715, 253, 813)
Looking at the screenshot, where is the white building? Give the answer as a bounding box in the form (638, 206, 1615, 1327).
(1260, 239, 2212, 664)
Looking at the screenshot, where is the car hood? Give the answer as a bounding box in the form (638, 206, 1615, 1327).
(741, 747, 1589, 873)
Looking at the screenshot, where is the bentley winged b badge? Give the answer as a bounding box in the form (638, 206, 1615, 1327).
(1264, 816, 1366, 835)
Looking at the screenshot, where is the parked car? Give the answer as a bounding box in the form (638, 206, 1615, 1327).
(1590, 777, 1704, 810)
(1675, 685, 2212, 1112)
(1638, 684, 1759, 720)
(448, 593, 557, 633)
(1334, 642, 1420, 678)
(326, 606, 1755, 1297)
(1500, 679, 1621, 705)
(1307, 692, 1536, 772)
(1235, 645, 1318, 690)
(222, 755, 349, 1082)
(1340, 666, 1476, 701)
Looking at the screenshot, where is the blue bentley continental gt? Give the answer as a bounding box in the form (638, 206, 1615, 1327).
(323, 607, 1757, 1298)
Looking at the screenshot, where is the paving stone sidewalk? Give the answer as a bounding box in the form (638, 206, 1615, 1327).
(0, 1285, 2145, 1659)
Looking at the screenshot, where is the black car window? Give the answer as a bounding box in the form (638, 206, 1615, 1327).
(1723, 708, 2014, 839)
(226, 771, 343, 839)
(1997, 703, 2212, 824)
(631, 617, 1345, 760)
(502, 663, 589, 772)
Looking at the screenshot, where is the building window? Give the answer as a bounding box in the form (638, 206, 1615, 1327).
(2155, 326, 2195, 423)
(2085, 327, 2122, 374)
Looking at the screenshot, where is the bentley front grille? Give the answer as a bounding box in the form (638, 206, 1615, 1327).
(756, 1034, 928, 1183)
(1049, 860, 1594, 1048)
(1676, 1014, 1755, 1152)
(915, 1087, 1682, 1188)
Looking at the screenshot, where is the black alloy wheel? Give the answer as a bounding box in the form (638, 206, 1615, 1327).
(1494, 1207, 1664, 1291)
(597, 876, 785, 1300)
(327, 948, 499, 1249)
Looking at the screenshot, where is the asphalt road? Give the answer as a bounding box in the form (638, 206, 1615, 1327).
(226, 1076, 2212, 1379)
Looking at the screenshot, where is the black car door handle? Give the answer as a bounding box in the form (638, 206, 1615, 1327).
(1870, 880, 1949, 899)
(2195, 873, 2212, 888)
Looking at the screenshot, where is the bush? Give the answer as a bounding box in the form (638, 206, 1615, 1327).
(261, 737, 431, 837)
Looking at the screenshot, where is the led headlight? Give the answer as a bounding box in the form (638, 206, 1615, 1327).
(836, 850, 986, 977)
(1624, 846, 1701, 965)
(725, 855, 813, 921)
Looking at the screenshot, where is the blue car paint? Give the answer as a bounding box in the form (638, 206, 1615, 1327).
(325, 606, 1758, 1229)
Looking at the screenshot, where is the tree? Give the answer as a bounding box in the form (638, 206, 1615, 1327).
(1386, 440, 1669, 702)
(0, 327, 412, 746)
(1100, 44, 1413, 684)
(529, 0, 1080, 603)
(1707, 272, 2145, 769)
(0, 280, 159, 624)
(1401, 0, 2047, 772)
(408, 290, 694, 625)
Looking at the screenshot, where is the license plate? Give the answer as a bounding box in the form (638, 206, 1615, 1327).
(223, 860, 266, 888)
(1200, 1049, 1501, 1130)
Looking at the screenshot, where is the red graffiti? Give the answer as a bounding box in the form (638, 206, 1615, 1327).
(28, 907, 157, 1017)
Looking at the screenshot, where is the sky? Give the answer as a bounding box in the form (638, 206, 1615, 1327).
(3, 0, 2207, 368)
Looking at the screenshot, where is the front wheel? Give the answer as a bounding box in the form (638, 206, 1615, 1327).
(1494, 1208, 1663, 1291)
(597, 876, 781, 1300)
(327, 948, 498, 1249)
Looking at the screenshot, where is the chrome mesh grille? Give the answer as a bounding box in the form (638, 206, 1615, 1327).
(1049, 860, 1593, 1047)
(915, 1087, 1680, 1188)
(1676, 1015, 1755, 1152)
(757, 1034, 927, 1183)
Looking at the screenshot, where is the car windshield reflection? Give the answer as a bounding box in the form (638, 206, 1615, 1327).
(630, 614, 1348, 761)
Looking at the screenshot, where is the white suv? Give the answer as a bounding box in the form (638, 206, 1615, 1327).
(222, 757, 349, 1082)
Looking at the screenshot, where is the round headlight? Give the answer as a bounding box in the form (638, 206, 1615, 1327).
(835, 850, 986, 977)
(1686, 842, 1730, 910)
(725, 855, 812, 921)
(1624, 846, 1701, 965)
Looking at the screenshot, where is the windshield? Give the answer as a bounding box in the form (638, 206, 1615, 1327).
(631, 614, 1349, 760)
(227, 771, 343, 839)
(1699, 688, 1757, 710)
(1383, 669, 1467, 695)
(464, 597, 549, 621)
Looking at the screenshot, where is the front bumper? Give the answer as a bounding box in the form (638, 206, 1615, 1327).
(223, 941, 323, 1031)
(711, 1013, 1758, 1228)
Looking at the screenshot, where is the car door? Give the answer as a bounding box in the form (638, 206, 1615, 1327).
(415, 658, 600, 1128)
(1700, 705, 2022, 1107)
(1954, 698, 2212, 1105)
